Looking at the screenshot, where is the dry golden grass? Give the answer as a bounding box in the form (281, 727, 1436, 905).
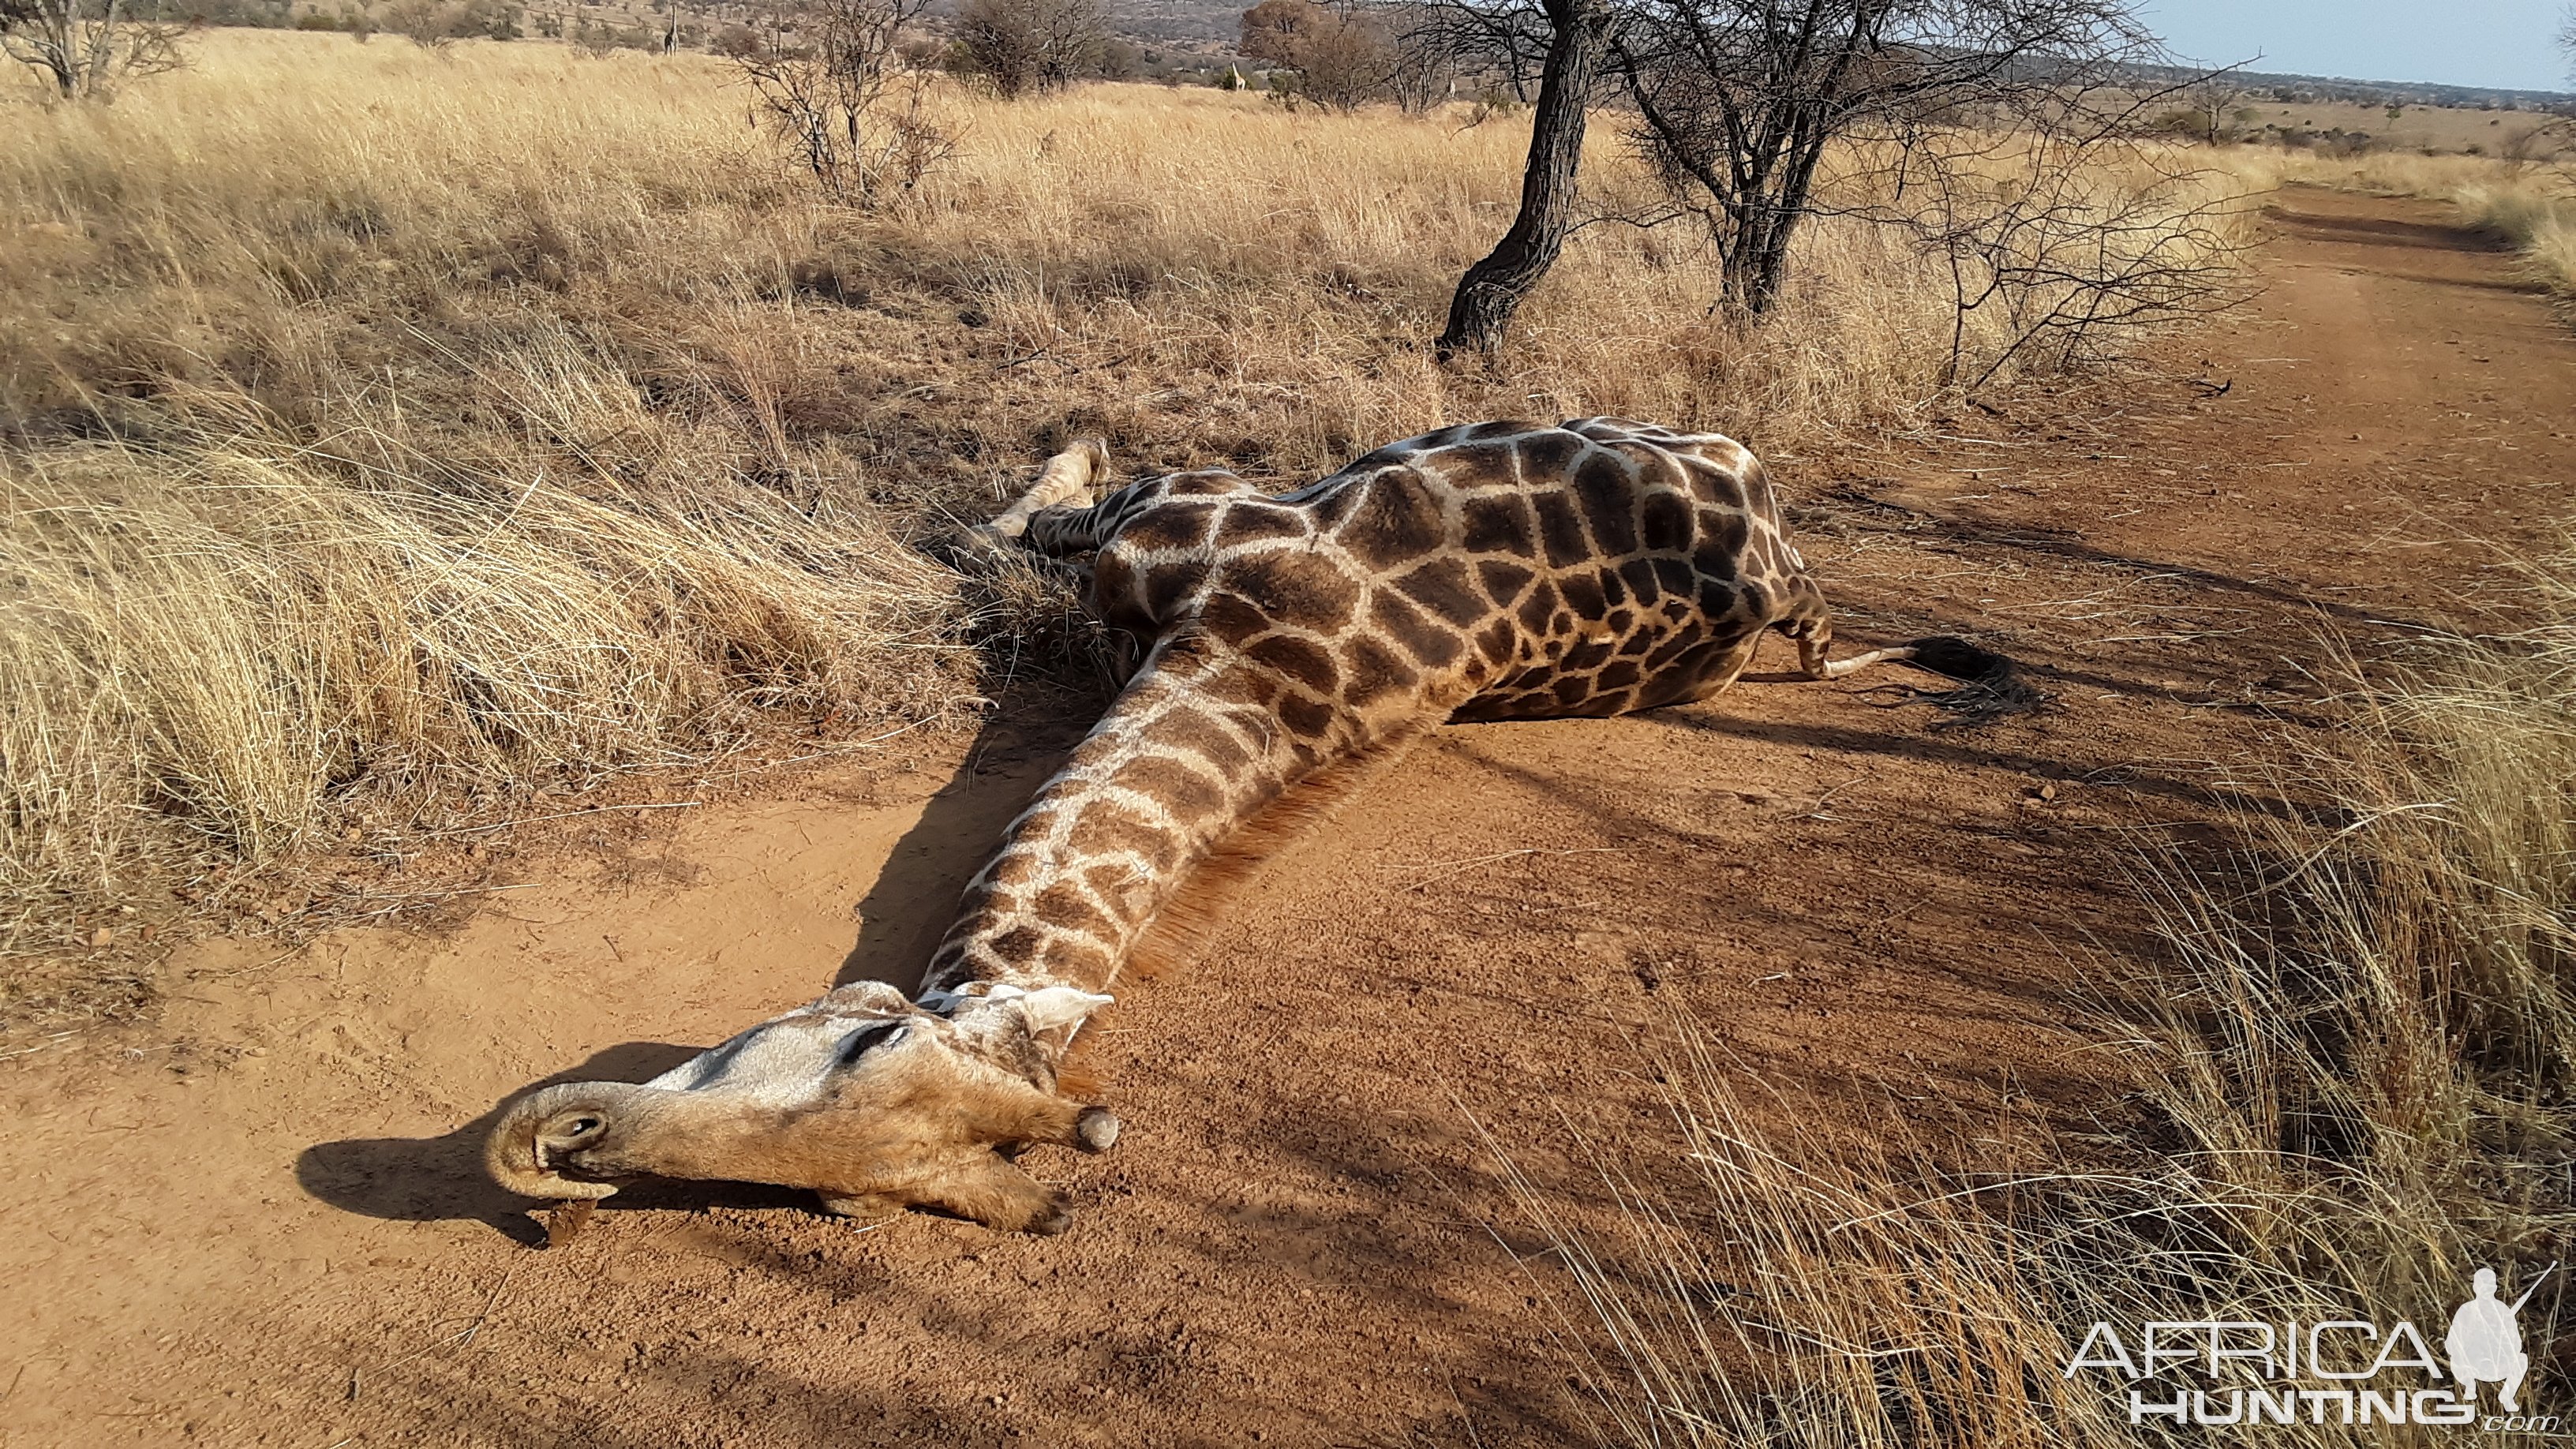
(0, 34, 2036, 469)
(0, 421, 964, 933)
(0, 32, 2237, 968)
(1500, 549, 2576, 1444)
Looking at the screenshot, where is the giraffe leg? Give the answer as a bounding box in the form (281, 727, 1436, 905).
(1777, 578, 1921, 681)
(1690, 635, 1765, 701)
(1643, 633, 1766, 709)
(975, 439, 1110, 551)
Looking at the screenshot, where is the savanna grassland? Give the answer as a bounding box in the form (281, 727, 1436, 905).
(2, 28, 2573, 1449)
(0, 29, 2227, 972)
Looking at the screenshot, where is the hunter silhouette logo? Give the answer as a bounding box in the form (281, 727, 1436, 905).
(2061, 1263, 2559, 1430)
(2451, 1266, 2550, 1415)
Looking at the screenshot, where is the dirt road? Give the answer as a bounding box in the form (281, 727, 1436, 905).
(3, 187, 2568, 1447)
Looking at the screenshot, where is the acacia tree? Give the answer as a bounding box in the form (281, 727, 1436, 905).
(0, 0, 185, 100)
(2182, 75, 2245, 141)
(1421, 0, 2235, 373)
(730, 0, 949, 202)
(1238, 0, 1452, 110)
(1237, 0, 1310, 62)
(1615, 0, 2159, 316)
(1240, 0, 1380, 109)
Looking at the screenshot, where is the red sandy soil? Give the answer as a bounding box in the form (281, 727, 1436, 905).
(2, 186, 2568, 1447)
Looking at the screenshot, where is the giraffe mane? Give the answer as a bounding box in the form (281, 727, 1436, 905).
(1120, 726, 1432, 982)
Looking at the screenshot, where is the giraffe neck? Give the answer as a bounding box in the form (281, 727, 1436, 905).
(920, 638, 1328, 1004)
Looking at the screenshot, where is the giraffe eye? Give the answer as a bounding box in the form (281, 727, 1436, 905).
(837, 1022, 908, 1066)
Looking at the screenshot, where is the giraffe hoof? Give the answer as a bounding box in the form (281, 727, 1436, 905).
(1074, 1106, 1121, 1153)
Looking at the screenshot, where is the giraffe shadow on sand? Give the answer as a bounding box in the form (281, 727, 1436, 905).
(833, 682, 1103, 995)
(295, 1041, 817, 1245)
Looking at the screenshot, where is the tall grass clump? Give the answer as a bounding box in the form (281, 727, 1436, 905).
(2458, 181, 2576, 299)
(0, 378, 971, 951)
(1500, 542, 2576, 1444)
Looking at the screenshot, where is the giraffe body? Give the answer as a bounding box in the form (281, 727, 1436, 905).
(924, 417, 1841, 999)
(1052, 416, 1825, 722)
(487, 418, 1929, 1235)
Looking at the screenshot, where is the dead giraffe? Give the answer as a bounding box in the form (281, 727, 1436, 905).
(487, 418, 2003, 1234)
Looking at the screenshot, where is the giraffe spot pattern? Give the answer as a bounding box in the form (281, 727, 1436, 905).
(1391, 557, 1489, 628)
(1460, 495, 1536, 555)
(930, 418, 1835, 990)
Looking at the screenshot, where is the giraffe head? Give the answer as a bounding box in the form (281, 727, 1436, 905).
(483, 980, 1119, 1234)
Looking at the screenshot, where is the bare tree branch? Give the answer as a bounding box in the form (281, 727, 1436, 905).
(2, 0, 184, 100)
(728, 0, 949, 204)
(1612, 0, 2169, 316)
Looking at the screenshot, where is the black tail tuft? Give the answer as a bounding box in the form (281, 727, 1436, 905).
(1901, 636, 2042, 719)
(1904, 635, 2013, 682)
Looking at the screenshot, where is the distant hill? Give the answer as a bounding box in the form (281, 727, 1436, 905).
(1103, 0, 1242, 47)
(2124, 62, 2574, 114)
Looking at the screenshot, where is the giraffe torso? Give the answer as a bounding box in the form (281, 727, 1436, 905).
(1051, 417, 1825, 738)
(927, 417, 1837, 995)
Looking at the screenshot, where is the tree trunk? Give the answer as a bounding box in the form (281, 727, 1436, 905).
(82, 0, 118, 97)
(1733, 152, 1821, 316)
(1434, 0, 1605, 361)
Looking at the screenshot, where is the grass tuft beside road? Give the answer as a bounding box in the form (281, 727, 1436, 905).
(1506, 543, 2576, 1444)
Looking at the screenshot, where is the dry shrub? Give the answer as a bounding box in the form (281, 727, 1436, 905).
(1498, 543, 2576, 1444)
(728, 0, 948, 203)
(954, 0, 1104, 99)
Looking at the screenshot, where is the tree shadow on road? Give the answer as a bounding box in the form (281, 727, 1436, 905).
(833, 685, 1095, 994)
(2263, 198, 2516, 255)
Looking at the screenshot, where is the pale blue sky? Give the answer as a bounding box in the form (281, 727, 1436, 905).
(2140, 0, 2571, 92)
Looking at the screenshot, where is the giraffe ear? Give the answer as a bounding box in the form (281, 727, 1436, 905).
(822, 979, 912, 1014)
(1013, 987, 1114, 1034)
